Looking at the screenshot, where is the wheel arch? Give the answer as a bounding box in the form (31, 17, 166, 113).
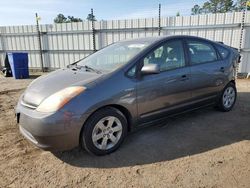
(79, 104, 133, 145)
(230, 79, 236, 85)
(106, 104, 133, 132)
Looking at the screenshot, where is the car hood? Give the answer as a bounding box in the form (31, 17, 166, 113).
(22, 68, 103, 107)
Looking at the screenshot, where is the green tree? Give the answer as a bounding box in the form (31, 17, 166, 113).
(191, 0, 235, 14)
(191, 4, 202, 15)
(54, 14, 67, 23)
(86, 13, 97, 21)
(67, 16, 83, 22)
(176, 12, 180, 16)
(203, 0, 234, 13)
(54, 14, 83, 23)
(234, 0, 250, 11)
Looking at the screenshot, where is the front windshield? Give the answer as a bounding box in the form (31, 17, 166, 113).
(77, 41, 150, 72)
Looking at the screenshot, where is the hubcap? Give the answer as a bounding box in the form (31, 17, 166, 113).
(92, 116, 123, 150)
(222, 86, 235, 109)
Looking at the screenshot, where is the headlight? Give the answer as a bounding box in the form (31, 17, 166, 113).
(36, 86, 86, 113)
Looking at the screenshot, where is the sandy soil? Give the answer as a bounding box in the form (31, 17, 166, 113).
(0, 74, 250, 188)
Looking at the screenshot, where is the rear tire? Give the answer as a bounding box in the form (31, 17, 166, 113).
(80, 107, 127, 155)
(217, 82, 237, 112)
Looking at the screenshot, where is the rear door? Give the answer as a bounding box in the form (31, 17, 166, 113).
(185, 39, 228, 101)
(136, 39, 192, 123)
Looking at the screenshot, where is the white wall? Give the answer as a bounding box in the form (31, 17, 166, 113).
(0, 11, 249, 73)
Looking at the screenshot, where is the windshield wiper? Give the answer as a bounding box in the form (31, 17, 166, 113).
(83, 65, 102, 74)
(66, 59, 83, 68)
(68, 64, 82, 70)
(68, 64, 102, 74)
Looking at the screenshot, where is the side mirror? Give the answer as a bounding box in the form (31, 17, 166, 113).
(141, 64, 160, 75)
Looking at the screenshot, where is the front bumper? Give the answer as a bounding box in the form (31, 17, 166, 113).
(16, 100, 85, 151)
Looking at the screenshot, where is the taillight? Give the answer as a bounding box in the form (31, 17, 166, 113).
(238, 56, 241, 64)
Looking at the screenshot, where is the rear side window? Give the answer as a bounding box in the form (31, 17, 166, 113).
(216, 45, 229, 59)
(187, 40, 217, 65)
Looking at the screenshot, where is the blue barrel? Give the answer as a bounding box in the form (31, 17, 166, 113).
(7, 53, 29, 79)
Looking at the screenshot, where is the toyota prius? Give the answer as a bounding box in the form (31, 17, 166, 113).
(16, 35, 240, 155)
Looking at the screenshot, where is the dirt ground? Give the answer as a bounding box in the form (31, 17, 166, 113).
(0, 74, 250, 188)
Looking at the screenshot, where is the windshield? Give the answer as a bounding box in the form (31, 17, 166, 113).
(77, 41, 150, 72)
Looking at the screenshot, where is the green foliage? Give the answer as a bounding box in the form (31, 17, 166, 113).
(54, 14, 67, 23)
(191, 4, 202, 15)
(86, 13, 97, 21)
(54, 14, 83, 23)
(67, 16, 83, 22)
(176, 12, 180, 16)
(203, 0, 234, 13)
(191, 0, 250, 15)
(234, 0, 250, 11)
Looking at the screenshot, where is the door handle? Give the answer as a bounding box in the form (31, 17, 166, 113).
(220, 67, 225, 73)
(180, 75, 189, 81)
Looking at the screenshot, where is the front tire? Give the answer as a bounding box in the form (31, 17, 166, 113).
(217, 82, 237, 112)
(81, 107, 127, 155)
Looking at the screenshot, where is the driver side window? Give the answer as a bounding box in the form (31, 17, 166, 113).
(143, 40, 185, 72)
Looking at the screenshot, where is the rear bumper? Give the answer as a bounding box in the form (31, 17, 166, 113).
(16, 100, 85, 151)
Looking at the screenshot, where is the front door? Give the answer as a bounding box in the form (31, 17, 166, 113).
(136, 39, 192, 123)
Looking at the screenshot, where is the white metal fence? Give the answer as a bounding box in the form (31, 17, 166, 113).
(0, 11, 250, 73)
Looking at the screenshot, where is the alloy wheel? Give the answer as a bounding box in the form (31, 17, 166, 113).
(222, 86, 235, 109)
(92, 116, 123, 150)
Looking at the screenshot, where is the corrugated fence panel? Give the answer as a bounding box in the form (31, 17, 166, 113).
(0, 27, 4, 65)
(0, 12, 249, 73)
(242, 12, 250, 73)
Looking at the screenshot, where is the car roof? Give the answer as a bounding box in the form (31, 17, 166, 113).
(118, 35, 215, 44)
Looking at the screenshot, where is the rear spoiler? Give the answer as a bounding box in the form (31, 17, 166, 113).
(216, 41, 224, 44)
(216, 41, 238, 50)
(238, 55, 241, 64)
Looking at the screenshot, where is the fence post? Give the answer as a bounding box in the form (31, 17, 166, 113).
(158, 4, 161, 36)
(42, 25, 50, 70)
(91, 8, 96, 52)
(239, 8, 246, 53)
(0, 27, 6, 67)
(35, 13, 44, 72)
(237, 5, 247, 77)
